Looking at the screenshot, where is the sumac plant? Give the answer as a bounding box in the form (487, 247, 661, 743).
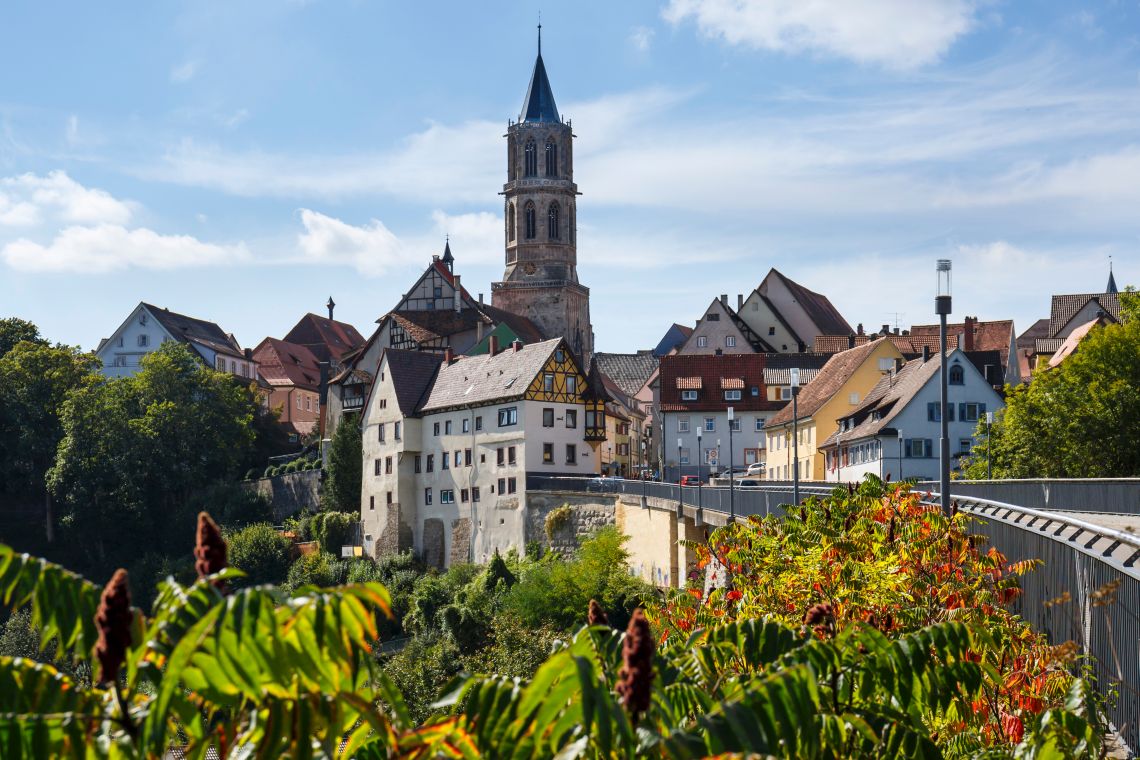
(658, 477, 1107, 756)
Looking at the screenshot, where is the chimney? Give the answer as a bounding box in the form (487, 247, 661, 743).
(881, 324, 890, 335)
(512, 339, 523, 352)
(857, 323, 864, 336)
(488, 335, 499, 355)
(922, 345, 930, 362)
(453, 275, 462, 312)
(847, 335, 855, 349)
(719, 294, 728, 307)
(478, 292, 484, 307)
(243, 347, 253, 360)
(893, 327, 900, 336)
(737, 294, 744, 311)
(443, 347, 454, 365)
(963, 316, 975, 351)
(327, 296, 336, 320)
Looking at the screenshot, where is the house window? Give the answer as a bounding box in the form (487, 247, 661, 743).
(424, 488, 433, 505)
(959, 439, 972, 455)
(426, 454, 434, 472)
(379, 399, 387, 409)
(507, 477, 517, 494)
(960, 403, 985, 422)
(497, 448, 505, 466)
(433, 286, 443, 299)
(755, 418, 765, 432)
(498, 407, 518, 426)
(454, 449, 461, 466)
(543, 373, 554, 392)
(905, 439, 933, 458)
(508, 446, 517, 465)
(218, 357, 227, 371)
(465, 448, 472, 466)
(566, 444, 577, 464)
(681, 390, 698, 401)
(566, 375, 577, 394)
(475, 416, 483, 431)
(472, 487, 480, 502)
(704, 417, 715, 432)
(927, 403, 956, 422)
(370, 495, 375, 511)
(677, 417, 690, 433)
(441, 490, 455, 504)
(461, 488, 469, 503)
(373, 459, 381, 476)
(394, 421, 402, 440)
(679, 448, 690, 465)
(378, 423, 385, 442)
(138, 334, 149, 347)
(724, 390, 742, 401)
(750, 386, 759, 396)
(543, 408, 555, 427)
(707, 313, 720, 322)
(305, 396, 311, 411)
(543, 443, 554, 463)
(461, 418, 469, 433)
(849, 392, 860, 404)
(949, 365, 965, 385)
(768, 326, 776, 336)
(696, 336, 708, 348)
(565, 409, 578, 428)
(433, 422, 440, 436)
(445, 420, 452, 434)
(385, 456, 392, 475)
(442, 452, 450, 470)
(497, 477, 506, 494)
(414, 455, 422, 473)
(780, 388, 792, 400)
(730, 418, 741, 432)
(726, 336, 736, 348)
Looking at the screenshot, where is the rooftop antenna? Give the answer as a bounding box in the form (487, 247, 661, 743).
(887, 312, 906, 332)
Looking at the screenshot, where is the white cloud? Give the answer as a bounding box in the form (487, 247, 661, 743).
(629, 26, 655, 52)
(170, 60, 199, 84)
(296, 209, 404, 276)
(0, 171, 133, 227)
(663, 0, 977, 68)
(2, 224, 247, 273)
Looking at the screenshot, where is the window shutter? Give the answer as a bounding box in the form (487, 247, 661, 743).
(979, 403, 986, 416)
(958, 403, 966, 421)
(927, 403, 937, 422)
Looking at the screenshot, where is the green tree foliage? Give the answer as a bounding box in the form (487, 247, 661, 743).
(226, 523, 293, 587)
(311, 510, 358, 554)
(285, 550, 347, 591)
(322, 416, 362, 513)
(962, 298, 1140, 478)
(47, 342, 258, 573)
(0, 317, 46, 358)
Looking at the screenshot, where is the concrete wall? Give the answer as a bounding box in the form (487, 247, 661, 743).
(248, 470, 321, 520)
(616, 496, 679, 587)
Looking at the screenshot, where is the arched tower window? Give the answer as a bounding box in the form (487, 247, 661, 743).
(507, 203, 515, 242)
(548, 202, 560, 240)
(949, 365, 965, 385)
(524, 140, 537, 177)
(545, 138, 558, 177)
(524, 202, 536, 239)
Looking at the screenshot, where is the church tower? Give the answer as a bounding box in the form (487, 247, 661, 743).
(492, 28, 594, 366)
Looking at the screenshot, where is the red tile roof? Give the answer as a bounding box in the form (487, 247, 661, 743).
(659, 353, 779, 412)
(908, 319, 1012, 368)
(768, 269, 853, 336)
(1049, 293, 1121, 337)
(252, 338, 322, 390)
(283, 313, 366, 364)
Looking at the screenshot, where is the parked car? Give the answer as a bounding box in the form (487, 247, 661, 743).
(737, 478, 762, 488)
(717, 467, 749, 478)
(679, 475, 701, 487)
(746, 462, 765, 477)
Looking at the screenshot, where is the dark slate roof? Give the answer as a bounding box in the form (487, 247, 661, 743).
(384, 349, 444, 417)
(1107, 268, 1118, 294)
(768, 269, 853, 337)
(441, 240, 454, 267)
(476, 303, 546, 345)
(520, 53, 560, 123)
(283, 313, 366, 364)
(1049, 293, 1121, 337)
(593, 351, 658, 397)
(388, 309, 485, 345)
(253, 338, 322, 390)
(1016, 318, 1051, 350)
(653, 324, 693, 357)
(419, 338, 565, 413)
(143, 303, 243, 357)
(768, 338, 891, 427)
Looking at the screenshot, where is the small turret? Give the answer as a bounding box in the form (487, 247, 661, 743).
(326, 296, 335, 320)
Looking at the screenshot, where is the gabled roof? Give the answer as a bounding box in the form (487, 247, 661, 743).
(765, 269, 852, 337)
(419, 338, 567, 414)
(593, 351, 658, 397)
(653, 323, 693, 357)
(476, 302, 546, 344)
(383, 349, 444, 416)
(389, 309, 485, 345)
(761, 352, 831, 385)
(658, 353, 780, 413)
(1049, 293, 1121, 337)
(1048, 317, 1107, 368)
(520, 49, 560, 123)
(142, 303, 244, 357)
(252, 338, 322, 390)
(283, 313, 366, 363)
(767, 338, 893, 427)
(1016, 318, 1051, 350)
(908, 319, 1013, 369)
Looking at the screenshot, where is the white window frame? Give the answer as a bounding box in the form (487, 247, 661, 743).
(724, 389, 742, 401)
(681, 390, 698, 401)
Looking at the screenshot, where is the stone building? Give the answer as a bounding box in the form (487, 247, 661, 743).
(492, 31, 594, 368)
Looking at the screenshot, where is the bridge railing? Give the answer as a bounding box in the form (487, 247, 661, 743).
(917, 479, 1140, 514)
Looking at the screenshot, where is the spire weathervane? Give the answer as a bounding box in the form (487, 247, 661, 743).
(538, 18, 542, 56)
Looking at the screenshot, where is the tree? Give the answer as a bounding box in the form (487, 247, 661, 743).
(226, 523, 292, 587)
(962, 303, 1140, 478)
(0, 317, 45, 358)
(322, 415, 362, 513)
(47, 342, 258, 573)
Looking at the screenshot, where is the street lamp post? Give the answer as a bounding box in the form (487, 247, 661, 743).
(677, 437, 684, 517)
(790, 369, 801, 506)
(727, 406, 736, 521)
(898, 429, 904, 482)
(985, 411, 994, 481)
(936, 259, 953, 516)
(697, 429, 703, 523)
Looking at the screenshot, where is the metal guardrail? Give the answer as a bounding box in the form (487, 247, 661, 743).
(917, 479, 1140, 515)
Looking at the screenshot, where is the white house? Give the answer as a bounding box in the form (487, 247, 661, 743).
(818, 349, 1004, 483)
(360, 337, 607, 568)
(95, 302, 256, 380)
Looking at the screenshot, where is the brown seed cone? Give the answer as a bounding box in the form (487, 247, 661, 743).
(95, 569, 133, 684)
(588, 599, 609, 627)
(195, 511, 227, 585)
(616, 608, 655, 724)
(803, 601, 835, 638)
(887, 516, 896, 544)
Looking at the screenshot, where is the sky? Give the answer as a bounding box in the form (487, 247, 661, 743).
(2, 0, 1138, 354)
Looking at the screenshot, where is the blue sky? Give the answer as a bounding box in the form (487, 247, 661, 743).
(2, 0, 1138, 353)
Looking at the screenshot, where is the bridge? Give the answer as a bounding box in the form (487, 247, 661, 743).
(527, 475, 1139, 755)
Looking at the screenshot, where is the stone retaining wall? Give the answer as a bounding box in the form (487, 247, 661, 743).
(246, 470, 321, 520)
(525, 491, 616, 557)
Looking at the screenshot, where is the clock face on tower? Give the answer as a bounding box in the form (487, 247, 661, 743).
(523, 263, 537, 276)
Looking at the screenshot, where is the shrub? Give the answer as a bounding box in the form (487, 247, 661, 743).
(285, 550, 347, 591)
(311, 511, 358, 555)
(187, 482, 273, 530)
(244, 468, 259, 481)
(284, 460, 299, 474)
(226, 523, 292, 587)
(544, 504, 574, 541)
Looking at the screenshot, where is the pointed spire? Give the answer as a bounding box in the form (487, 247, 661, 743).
(326, 296, 335, 320)
(1107, 257, 1118, 294)
(520, 26, 560, 123)
(441, 236, 455, 272)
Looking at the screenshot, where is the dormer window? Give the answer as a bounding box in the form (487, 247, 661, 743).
(949, 364, 965, 385)
(681, 390, 698, 401)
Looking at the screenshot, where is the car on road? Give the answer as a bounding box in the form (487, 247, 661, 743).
(746, 462, 765, 477)
(717, 467, 750, 479)
(737, 478, 762, 488)
(679, 475, 701, 486)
